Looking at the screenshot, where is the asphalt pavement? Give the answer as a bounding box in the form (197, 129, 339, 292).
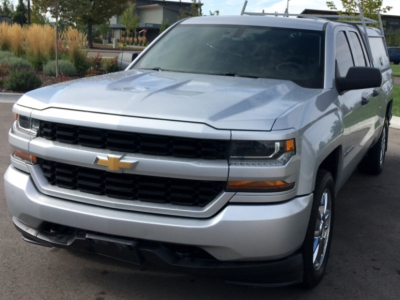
(1, 102, 400, 299)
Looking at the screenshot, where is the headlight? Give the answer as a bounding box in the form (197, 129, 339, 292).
(15, 114, 39, 135)
(230, 139, 296, 166)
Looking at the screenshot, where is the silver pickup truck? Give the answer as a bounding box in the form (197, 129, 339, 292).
(4, 14, 394, 288)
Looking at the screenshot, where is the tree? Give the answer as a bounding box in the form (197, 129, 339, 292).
(1, 0, 14, 18)
(209, 10, 220, 16)
(34, 0, 129, 48)
(77, 0, 130, 48)
(120, 3, 140, 39)
(160, 19, 170, 34)
(30, 2, 48, 24)
(179, 0, 203, 20)
(12, 0, 27, 25)
(98, 21, 110, 40)
(326, 0, 392, 24)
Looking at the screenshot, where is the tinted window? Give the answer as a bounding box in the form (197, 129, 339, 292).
(134, 25, 325, 89)
(348, 32, 367, 66)
(369, 37, 390, 70)
(336, 32, 354, 77)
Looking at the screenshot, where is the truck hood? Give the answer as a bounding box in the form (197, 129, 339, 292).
(18, 70, 322, 131)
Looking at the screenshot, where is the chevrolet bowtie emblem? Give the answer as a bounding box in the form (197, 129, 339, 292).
(94, 155, 138, 172)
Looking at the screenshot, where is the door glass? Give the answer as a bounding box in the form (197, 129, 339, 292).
(336, 32, 354, 77)
(348, 32, 367, 66)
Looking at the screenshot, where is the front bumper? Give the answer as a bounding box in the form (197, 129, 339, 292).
(13, 217, 304, 287)
(4, 165, 313, 262)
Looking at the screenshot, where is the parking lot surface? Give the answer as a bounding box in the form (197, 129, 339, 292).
(1, 102, 400, 300)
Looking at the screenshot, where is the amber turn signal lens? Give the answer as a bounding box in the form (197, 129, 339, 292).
(284, 139, 295, 152)
(13, 150, 37, 164)
(14, 114, 18, 121)
(227, 180, 295, 192)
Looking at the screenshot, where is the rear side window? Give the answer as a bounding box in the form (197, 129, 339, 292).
(336, 32, 354, 77)
(369, 37, 390, 70)
(348, 32, 367, 66)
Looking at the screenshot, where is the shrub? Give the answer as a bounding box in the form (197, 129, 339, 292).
(8, 57, 33, 71)
(26, 54, 44, 71)
(0, 62, 11, 76)
(102, 56, 120, 73)
(0, 51, 14, 62)
(70, 49, 90, 75)
(8, 24, 25, 56)
(0, 23, 11, 51)
(4, 69, 42, 92)
(87, 53, 102, 70)
(43, 60, 77, 76)
(24, 24, 55, 64)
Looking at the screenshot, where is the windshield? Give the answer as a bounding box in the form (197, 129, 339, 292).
(133, 24, 325, 89)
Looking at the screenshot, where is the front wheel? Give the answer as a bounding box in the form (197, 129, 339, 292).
(301, 169, 335, 288)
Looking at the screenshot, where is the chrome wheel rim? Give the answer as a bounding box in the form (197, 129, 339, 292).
(380, 126, 386, 167)
(313, 189, 331, 271)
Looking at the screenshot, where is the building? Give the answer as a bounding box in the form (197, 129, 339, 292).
(110, 0, 199, 42)
(301, 9, 400, 33)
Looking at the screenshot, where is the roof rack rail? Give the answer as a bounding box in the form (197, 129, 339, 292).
(240, 1, 388, 68)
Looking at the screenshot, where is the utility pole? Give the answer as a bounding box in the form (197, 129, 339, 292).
(28, 0, 31, 25)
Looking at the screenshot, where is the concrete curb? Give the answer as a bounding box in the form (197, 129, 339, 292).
(0, 92, 23, 103)
(390, 116, 400, 130)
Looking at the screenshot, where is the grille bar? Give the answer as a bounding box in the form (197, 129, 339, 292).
(39, 121, 229, 160)
(38, 159, 225, 207)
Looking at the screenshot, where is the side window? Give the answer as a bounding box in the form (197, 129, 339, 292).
(336, 31, 354, 77)
(369, 37, 390, 70)
(348, 32, 367, 66)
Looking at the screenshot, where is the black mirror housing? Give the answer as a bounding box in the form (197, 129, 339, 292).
(336, 67, 382, 93)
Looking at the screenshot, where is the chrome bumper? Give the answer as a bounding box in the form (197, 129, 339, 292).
(4, 165, 313, 261)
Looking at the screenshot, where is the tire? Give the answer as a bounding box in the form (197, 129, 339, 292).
(359, 120, 388, 175)
(301, 169, 335, 288)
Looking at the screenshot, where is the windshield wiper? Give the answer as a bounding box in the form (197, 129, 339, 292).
(218, 73, 259, 79)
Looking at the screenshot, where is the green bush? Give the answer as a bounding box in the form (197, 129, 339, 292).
(70, 49, 90, 75)
(26, 55, 45, 71)
(43, 60, 77, 76)
(4, 70, 42, 92)
(102, 56, 120, 73)
(0, 51, 14, 62)
(8, 57, 33, 71)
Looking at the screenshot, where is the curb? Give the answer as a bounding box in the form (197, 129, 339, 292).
(0, 92, 23, 103)
(390, 116, 400, 130)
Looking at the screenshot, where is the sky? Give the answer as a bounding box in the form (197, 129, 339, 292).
(8, 0, 400, 17)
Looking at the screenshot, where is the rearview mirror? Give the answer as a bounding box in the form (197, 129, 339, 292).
(336, 67, 382, 93)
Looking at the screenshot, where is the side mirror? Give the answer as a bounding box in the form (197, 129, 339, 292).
(118, 51, 140, 70)
(336, 67, 382, 93)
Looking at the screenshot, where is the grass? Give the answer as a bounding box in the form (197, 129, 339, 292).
(392, 64, 400, 77)
(393, 84, 400, 117)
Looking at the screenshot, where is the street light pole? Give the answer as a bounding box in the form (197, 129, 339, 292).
(55, 1, 59, 78)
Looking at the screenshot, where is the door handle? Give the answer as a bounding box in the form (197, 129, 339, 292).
(361, 97, 369, 105)
(372, 90, 379, 97)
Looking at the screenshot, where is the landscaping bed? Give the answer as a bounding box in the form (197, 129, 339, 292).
(0, 24, 121, 94)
